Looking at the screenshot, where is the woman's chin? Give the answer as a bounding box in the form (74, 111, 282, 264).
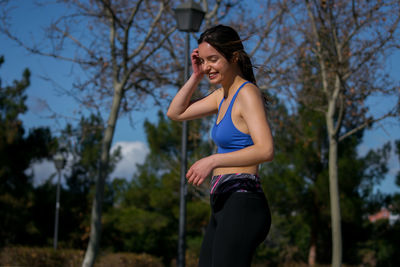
(208, 76, 221, 84)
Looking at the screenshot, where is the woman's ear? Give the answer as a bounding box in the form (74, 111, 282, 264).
(231, 51, 240, 64)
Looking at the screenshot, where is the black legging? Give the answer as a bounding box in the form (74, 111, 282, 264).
(198, 192, 271, 267)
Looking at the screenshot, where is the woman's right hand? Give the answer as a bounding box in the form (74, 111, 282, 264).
(191, 48, 204, 78)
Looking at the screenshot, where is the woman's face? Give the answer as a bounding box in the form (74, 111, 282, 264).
(198, 41, 232, 84)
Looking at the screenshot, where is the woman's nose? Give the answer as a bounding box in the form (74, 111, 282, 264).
(203, 62, 211, 72)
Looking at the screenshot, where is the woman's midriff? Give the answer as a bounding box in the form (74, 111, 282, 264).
(213, 165, 258, 176)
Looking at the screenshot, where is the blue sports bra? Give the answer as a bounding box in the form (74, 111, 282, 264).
(211, 81, 254, 153)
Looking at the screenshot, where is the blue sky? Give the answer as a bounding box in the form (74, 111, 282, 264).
(1, 1, 399, 193)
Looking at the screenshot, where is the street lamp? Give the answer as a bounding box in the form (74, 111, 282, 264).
(174, 1, 205, 267)
(53, 152, 66, 250)
(174, 1, 205, 32)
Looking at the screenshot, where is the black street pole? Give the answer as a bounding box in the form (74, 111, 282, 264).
(53, 152, 66, 250)
(53, 168, 61, 250)
(178, 31, 190, 267)
(174, 2, 205, 266)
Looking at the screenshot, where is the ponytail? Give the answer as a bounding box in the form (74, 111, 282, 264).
(236, 50, 257, 85)
(236, 50, 270, 109)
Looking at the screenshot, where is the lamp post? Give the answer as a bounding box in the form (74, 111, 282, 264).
(53, 152, 66, 250)
(174, 2, 205, 267)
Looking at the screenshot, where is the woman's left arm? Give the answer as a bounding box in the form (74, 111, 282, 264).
(186, 85, 274, 185)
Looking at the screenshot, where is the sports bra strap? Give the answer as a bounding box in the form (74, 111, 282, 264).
(218, 96, 225, 110)
(217, 81, 250, 111)
(229, 81, 250, 110)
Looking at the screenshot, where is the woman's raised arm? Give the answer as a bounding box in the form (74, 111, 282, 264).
(167, 48, 219, 121)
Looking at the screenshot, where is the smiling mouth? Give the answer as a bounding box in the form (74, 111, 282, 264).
(208, 72, 218, 79)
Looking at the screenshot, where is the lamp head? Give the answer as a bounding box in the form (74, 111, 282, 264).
(174, 1, 205, 32)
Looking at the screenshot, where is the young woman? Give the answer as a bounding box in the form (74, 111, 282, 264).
(167, 25, 273, 267)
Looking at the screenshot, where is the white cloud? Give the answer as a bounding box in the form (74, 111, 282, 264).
(110, 141, 149, 180)
(29, 159, 57, 187)
(29, 141, 149, 186)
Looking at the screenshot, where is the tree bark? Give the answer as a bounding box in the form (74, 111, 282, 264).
(305, 1, 343, 264)
(308, 199, 319, 267)
(326, 100, 342, 267)
(308, 242, 317, 267)
(328, 134, 341, 267)
(82, 84, 124, 267)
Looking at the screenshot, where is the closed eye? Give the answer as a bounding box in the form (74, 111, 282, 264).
(208, 56, 218, 62)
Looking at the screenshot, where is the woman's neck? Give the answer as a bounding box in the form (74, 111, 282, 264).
(221, 75, 247, 98)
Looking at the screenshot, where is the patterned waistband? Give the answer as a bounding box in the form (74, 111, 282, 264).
(210, 173, 262, 194)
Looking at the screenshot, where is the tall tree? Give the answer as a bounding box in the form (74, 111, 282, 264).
(258, 94, 391, 266)
(102, 111, 212, 265)
(62, 113, 121, 248)
(29, 113, 120, 249)
(274, 1, 400, 265)
(393, 140, 400, 215)
(0, 55, 55, 246)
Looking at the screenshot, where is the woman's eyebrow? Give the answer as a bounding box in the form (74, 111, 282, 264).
(199, 54, 218, 60)
(198, 53, 218, 60)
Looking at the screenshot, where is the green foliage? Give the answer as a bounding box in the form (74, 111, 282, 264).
(102, 111, 211, 265)
(0, 55, 29, 127)
(394, 140, 400, 191)
(0, 56, 56, 246)
(258, 93, 392, 265)
(357, 220, 400, 267)
(2, 111, 120, 249)
(0, 54, 123, 251)
(58, 113, 121, 249)
(356, 139, 400, 266)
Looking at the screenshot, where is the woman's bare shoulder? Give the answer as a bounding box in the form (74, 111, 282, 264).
(238, 83, 263, 103)
(210, 87, 224, 106)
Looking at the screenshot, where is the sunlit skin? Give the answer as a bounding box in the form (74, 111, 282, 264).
(167, 41, 274, 187)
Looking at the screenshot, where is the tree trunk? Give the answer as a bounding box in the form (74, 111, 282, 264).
(308, 242, 317, 267)
(327, 121, 342, 267)
(308, 200, 319, 267)
(82, 85, 124, 267)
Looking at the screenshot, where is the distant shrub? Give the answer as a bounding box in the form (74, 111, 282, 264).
(0, 246, 83, 267)
(0, 247, 163, 267)
(95, 252, 163, 267)
(170, 251, 199, 267)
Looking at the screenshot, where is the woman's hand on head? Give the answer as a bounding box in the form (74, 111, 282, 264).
(191, 48, 204, 79)
(186, 155, 216, 186)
